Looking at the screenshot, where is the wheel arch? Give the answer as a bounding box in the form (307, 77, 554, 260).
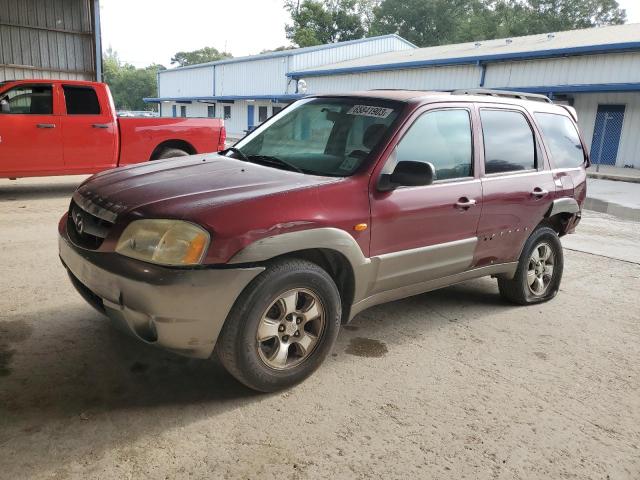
(543, 197, 581, 236)
(149, 139, 196, 160)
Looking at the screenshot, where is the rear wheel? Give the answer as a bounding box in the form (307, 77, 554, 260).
(155, 148, 189, 160)
(498, 226, 563, 305)
(216, 259, 341, 392)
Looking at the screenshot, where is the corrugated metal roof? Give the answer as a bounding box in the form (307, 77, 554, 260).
(160, 34, 417, 73)
(289, 23, 640, 77)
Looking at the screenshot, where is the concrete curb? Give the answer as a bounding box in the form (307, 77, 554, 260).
(587, 172, 640, 184)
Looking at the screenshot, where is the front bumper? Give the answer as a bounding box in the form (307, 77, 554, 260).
(59, 220, 264, 358)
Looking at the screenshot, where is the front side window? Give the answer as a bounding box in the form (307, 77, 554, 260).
(481, 110, 536, 174)
(395, 109, 472, 181)
(534, 112, 585, 168)
(235, 97, 402, 177)
(0, 85, 53, 115)
(63, 86, 100, 115)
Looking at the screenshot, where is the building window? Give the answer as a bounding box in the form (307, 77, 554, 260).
(63, 86, 101, 115)
(172, 105, 177, 117)
(258, 106, 268, 123)
(180, 105, 187, 117)
(272, 106, 283, 116)
(224, 105, 231, 120)
(481, 110, 536, 174)
(207, 105, 215, 118)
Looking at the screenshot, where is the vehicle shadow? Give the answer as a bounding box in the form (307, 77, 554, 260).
(0, 177, 86, 201)
(0, 277, 514, 475)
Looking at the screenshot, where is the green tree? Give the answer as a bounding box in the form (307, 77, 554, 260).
(285, 0, 371, 47)
(170, 47, 233, 67)
(103, 48, 164, 111)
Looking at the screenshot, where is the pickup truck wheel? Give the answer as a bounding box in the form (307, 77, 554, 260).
(498, 226, 564, 305)
(216, 259, 341, 392)
(155, 148, 189, 160)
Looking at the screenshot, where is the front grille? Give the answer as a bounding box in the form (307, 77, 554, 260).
(67, 199, 115, 249)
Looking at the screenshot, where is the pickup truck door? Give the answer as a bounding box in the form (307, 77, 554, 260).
(60, 84, 117, 171)
(0, 83, 63, 175)
(369, 105, 482, 294)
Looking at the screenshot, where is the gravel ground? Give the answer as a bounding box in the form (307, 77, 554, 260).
(1, 176, 639, 480)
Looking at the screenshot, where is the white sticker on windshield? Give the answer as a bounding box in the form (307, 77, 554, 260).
(347, 105, 393, 118)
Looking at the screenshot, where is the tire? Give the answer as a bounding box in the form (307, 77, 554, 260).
(498, 226, 564, 305)
(155, 148, 189, 160)
(216, 259, 342, 392)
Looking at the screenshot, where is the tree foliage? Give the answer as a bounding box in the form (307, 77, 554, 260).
(103, 48, 164, 111)
(284, 0, 627, 48)
(285, 0, 371, 47)
(170, 47, 233, 67)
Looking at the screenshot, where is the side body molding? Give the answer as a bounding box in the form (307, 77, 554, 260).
(228, 228, 374, 303)
(546, 197, 580, 217)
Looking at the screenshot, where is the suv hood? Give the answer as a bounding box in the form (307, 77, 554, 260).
(75, 154, 338, 218)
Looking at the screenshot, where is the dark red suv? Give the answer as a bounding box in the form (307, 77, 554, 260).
(59, 89, 587, 391)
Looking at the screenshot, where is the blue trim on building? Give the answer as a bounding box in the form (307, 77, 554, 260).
(144, 94, 304, 103)
(161, 34, 417, 73)
(287, 41, 640, 78)
(493, 83, 640, 94)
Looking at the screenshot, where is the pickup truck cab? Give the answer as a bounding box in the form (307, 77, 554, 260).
(59, 89, 587, 392)
(0, 80, 226, 178)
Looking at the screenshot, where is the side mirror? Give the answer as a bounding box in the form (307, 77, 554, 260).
(378, 161, 435, 191)
(0, 99, 9, 113)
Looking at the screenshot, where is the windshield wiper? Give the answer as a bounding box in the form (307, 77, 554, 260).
(219, 147, 249, 161)
(246, 154, 304, 174)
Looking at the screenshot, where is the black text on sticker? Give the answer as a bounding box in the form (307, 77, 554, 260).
(347, 105, 393, 118)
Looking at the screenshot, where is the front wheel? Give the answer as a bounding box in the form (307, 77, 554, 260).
(498, 226, 564, 305)
(216, 259, 341, 392)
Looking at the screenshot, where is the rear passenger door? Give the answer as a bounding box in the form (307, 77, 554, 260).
(475, 106, 556, 266)
(369, 104, 482, 294)
(61, 84, 117, 171)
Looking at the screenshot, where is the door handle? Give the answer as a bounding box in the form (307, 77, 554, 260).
(455, 197, 477, 210)
(36, 123, 56, 129)
(531, 187, 549, 198)
(92, 123, 110, 129)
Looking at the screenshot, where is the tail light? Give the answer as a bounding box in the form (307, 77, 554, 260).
(218, 121, 226, 151)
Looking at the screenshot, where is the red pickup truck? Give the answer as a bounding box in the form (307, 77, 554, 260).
(0, 80, 226, 178)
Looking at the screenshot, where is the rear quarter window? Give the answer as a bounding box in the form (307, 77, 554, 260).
(534, 112, 585, 168)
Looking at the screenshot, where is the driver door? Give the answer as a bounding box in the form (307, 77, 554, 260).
(0, 83, 63, 176)
(369, 104, 482, 294)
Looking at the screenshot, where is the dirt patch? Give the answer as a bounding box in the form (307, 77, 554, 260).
(0, 320, 32, 376)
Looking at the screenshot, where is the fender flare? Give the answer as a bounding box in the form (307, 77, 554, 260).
(228, 228, 374, 302)
(546, 197, 580, 218)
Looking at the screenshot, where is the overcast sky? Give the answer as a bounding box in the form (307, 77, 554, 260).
(100, 0, 640, 68)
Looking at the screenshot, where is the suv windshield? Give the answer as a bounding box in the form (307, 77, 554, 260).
(233, 97, 402, 176)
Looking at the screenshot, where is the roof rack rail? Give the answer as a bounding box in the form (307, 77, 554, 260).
(451, 88, 552, 104)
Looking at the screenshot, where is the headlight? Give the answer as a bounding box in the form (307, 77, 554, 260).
(116, 219, 210, 266)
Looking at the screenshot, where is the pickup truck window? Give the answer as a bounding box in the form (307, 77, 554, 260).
(0, 85, 53, 115)
(235, 97, 401, 177)
(534, 112, 585, 168)
(481, 109, 536, 174)
(63, 86, 101, 115)
(395, 109, 472, 181)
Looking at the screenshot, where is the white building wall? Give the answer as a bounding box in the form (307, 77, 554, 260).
(301, 65, 481, 94)
(484, 52, 640, 88)
(158, 67, 214, 98)
(573, 92, 640, 168)
(290, 36, 412, 71)
(215, 57, 289, 96)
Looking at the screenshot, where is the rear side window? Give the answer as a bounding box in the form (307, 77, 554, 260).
(396, 109, 472, 180)
(0, 85, 53, 114)
(535, 113, 585, 168)
(481, 110, 536, 174)
(63, 86, 100, 115)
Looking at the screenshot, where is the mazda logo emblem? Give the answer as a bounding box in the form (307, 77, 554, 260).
(73, 211, 84, 235)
